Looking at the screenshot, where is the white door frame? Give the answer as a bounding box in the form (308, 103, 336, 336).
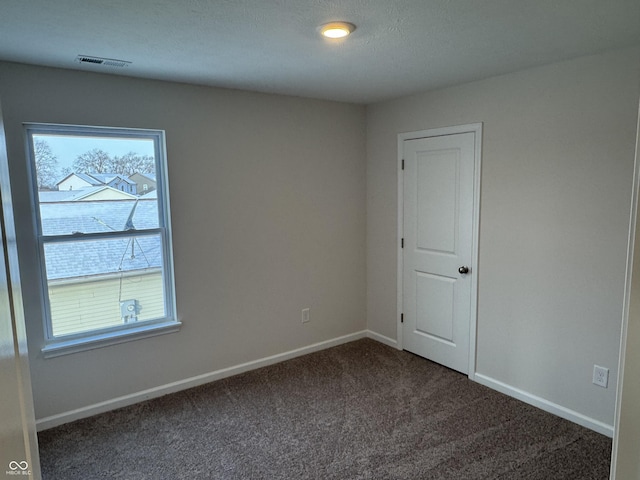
(609, 99, 640, 480)
(397, 123, 482, 379)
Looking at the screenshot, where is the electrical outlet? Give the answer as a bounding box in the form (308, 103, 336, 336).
(302, 308, 310, 324)
(592, 365, 609, 388)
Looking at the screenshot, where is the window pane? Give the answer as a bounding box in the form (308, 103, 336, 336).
(43, 235, 166, 337)
(33, 133, 159, 234)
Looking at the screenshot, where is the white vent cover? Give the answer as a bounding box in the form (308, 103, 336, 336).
(75, 55, 131, 68)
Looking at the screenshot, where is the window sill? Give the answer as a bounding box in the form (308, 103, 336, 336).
(41, 320, 182, 359)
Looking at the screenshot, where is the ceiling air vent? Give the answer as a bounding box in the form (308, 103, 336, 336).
(75, 55, 131, 68)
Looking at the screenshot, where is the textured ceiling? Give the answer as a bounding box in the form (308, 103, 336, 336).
(0, 0, 639, 104)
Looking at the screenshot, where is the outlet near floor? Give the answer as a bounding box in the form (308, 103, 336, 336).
(592, 365, 609, 388)
(302, 308, 310, 323)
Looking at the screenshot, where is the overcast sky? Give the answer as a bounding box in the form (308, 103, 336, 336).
(34, 134, 155, 171)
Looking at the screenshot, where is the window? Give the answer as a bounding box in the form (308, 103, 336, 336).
(26, 124, 179, 357)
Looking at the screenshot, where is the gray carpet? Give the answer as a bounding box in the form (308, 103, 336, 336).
(37, 339, 612, 479)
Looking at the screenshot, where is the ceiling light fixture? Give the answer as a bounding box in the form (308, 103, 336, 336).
(320, 22, 356, 39)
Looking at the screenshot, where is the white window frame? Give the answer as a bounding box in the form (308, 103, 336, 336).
(25, 123, 180, 358)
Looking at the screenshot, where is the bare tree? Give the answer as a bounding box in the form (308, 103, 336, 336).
(34, 139, 59, 189)
(136, 155, 155, 174)
(73, 149, 112, 173)
(111, 152, 155, 176)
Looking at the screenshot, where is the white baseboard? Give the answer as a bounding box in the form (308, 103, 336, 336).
(473, 373, 614, 438)
(37, 330, 368, 431)
(366, 330, 399, 349)
(38, 333, 610, 439)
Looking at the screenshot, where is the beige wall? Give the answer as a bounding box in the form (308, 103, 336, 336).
(367, 47, 640, 426)
(0, 62, 367, 419)
(1, 46, 638, 436)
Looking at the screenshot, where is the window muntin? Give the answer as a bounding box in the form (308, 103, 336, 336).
(26, 124, 177, 351)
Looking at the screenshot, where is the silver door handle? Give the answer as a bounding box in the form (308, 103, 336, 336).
(458, 266, 469, 274)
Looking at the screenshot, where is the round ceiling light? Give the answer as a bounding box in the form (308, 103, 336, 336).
(320, 22, 356, 39)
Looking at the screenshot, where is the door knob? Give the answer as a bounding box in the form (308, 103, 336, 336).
(458, 266, 469, 274)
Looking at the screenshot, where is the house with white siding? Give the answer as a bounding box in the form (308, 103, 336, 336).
(57, 172, 137, 194)
(56, 172, 102, 191)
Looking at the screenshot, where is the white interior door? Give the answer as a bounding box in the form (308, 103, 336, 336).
(402, 131, 477, 374)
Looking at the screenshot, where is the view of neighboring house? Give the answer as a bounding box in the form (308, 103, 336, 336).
(129, 172, 156, 194)
(40, 197, 164, 336)
(40, 170, 162, 336)
(57, 172, 138, 194)
(55, 172, 101, 190)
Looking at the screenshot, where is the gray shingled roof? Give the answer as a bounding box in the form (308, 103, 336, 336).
(39, 187, 107, 203)
(39, 186, 136, 203)
(74, 173, 102, 186)
(89, 173, 136, 185)
(44, 236, 163, 280)
(41, 199, 163, 280)
(135, 172, 156, 182)
(40, 199, 159, 235)
(140, 190, 157, 199)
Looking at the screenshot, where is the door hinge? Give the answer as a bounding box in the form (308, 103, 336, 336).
(402, 159, 405, 170)
(401, 313, 404, 323)
(401, 238, 404, 248)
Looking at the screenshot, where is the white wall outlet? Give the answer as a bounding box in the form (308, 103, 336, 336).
(592, 365, 609, 388)
(302, 308, 310, 324)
